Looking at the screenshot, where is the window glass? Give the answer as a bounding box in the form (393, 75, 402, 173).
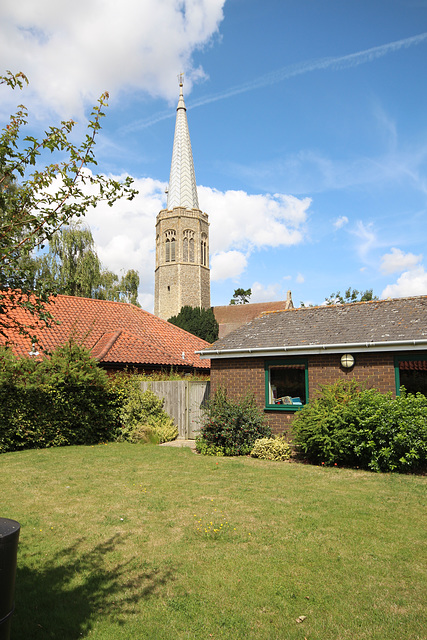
(396, 357, 427, 396)
(265, 361, 307, 409)
(399, 370, 427, 396)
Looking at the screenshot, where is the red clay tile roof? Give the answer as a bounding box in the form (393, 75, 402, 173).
(1, 294, 210, 370)
(213, 299, 294, 338)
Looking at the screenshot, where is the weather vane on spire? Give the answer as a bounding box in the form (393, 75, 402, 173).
(178, 72, 184, 87)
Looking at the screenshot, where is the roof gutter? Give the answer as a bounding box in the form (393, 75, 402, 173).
(197, 339, 427, 359)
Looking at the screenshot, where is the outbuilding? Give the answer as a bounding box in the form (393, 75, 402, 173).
(1, 294, 210, 375)
(199, 296, 427, 435)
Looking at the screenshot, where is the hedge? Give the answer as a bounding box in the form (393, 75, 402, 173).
(0, 342, 122, 453)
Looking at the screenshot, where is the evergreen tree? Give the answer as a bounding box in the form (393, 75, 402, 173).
(168, 306, 219, 343)
(325, 288, 378, 305)
(230, 288, 252, 305)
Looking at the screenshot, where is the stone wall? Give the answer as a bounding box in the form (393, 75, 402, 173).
(154, 207, 210, 320)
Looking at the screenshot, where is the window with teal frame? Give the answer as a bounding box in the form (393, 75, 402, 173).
(265, 358, 308, 410)
(394, 353, 427, 397)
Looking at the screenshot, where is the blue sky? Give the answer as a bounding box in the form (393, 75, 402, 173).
(1, 0, 427, 311)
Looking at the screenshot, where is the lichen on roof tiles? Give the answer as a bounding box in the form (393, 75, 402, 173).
(204, 295, 427, 352)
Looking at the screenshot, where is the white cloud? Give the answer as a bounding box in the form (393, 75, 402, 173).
(198, 187, 311, 253)
(381, 266, 427, 299)
(0, 0, 225, 119)
(250, 282, 281, 303)
(333, 215, 348, 229)
(84, 175, 166, 310)
(296, 273, 305, 284)
(201, 187, 310, 283)
(54, 174, 310, 308)
(380, 247, 422, 274)
(210, 250, 248, 282)
(353, 221, 377, 261)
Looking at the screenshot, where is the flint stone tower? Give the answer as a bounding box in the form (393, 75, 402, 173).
(154, 76, 210, 320)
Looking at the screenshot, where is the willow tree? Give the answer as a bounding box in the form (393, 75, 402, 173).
(38, 222, 140, 305)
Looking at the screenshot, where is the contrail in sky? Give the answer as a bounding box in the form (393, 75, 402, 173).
(125, 32, 427, 132)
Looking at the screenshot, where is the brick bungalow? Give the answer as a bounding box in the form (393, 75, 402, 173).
(1, 294, 210, 375)
(199, 295, 427, 435)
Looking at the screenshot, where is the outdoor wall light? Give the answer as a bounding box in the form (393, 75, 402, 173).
(340, 353, 355, 369)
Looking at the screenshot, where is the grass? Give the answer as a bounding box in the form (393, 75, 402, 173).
(1, 443, 426, 639)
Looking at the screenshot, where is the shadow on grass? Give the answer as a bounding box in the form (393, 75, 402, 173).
(13, 534, 174, 639)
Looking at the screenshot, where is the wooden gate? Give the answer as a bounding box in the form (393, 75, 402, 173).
(139, 380, 210, 439)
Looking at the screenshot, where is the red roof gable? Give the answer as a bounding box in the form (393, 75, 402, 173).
(1, 294, 210, 370)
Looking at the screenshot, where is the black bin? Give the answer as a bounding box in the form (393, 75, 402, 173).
(0, 519, 20, 640)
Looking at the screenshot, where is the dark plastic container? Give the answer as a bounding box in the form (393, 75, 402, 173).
(0, 519, 20, 640)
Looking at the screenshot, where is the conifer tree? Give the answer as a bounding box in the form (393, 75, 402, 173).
(168, 306, 219, 343)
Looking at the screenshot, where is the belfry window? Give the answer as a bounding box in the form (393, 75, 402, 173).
(201, 232, 208, 266)
(165, 230, 176, 263)
(156, 234, 160, 265)
(183, 230, 195, 263)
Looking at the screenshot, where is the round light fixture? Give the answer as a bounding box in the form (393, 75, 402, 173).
(341, 353, 355, 369)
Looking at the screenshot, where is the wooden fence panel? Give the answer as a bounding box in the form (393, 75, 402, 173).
(188, 382, 210, 438)
(139, 380, 210, 439)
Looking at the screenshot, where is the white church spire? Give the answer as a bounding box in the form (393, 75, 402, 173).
(166, 74, 199, 210)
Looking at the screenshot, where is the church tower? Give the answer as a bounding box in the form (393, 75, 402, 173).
(154, 76, 210, 320)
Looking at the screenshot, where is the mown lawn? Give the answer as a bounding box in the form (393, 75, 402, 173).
(1, 443, 426, 639)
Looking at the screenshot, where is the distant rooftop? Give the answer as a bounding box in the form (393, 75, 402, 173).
(213, 292, 294, 338)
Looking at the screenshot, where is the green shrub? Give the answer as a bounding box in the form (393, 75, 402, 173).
(250, 436, 292, 461)
(0, 346, 182, 453)
(121, 419, 178, 445)
(117, 380, 177, 444)
(352, 388, 427, 472)
(197, 387, 271, 456)
(0, 343, 122, 453)
(292, 379, 364, 466)
(292, 379, 427, 473)
(194, 437, 225, 456)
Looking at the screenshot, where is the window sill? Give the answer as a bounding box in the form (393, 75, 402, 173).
(264, 405, 304, 412)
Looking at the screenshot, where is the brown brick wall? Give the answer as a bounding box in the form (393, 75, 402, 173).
(307, 352, 396, 396)
(210, 352, 397, 437)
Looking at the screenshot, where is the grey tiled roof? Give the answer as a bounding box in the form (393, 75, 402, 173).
(203, 296, 427, 353)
